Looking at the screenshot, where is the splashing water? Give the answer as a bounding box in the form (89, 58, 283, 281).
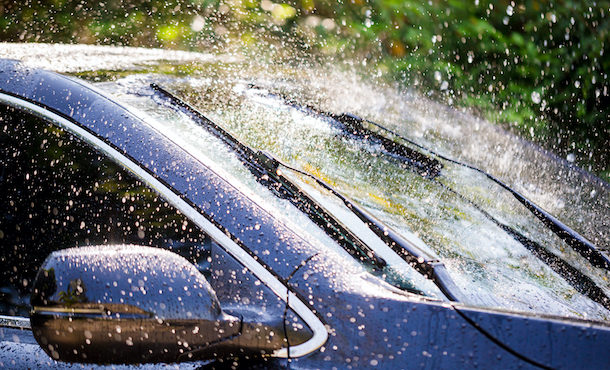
(2, 43, 609, 320)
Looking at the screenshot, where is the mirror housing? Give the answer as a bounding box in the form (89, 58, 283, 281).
(30, 245, 242, 364)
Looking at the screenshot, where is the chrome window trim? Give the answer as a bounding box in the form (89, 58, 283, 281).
(0, 315, 31, 329)
(0, 93, 328, 358)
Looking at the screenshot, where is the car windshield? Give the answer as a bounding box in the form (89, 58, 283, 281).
(92, 72, 610, 321)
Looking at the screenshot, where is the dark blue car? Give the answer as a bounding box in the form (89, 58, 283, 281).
(1, 58, 610, 369)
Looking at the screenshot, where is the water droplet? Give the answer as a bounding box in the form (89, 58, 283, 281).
(191, 15, 205, 32)
(531, 91, 541, 104)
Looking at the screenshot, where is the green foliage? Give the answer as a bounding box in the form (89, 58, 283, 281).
(1, 0, 608, 179)
(301, 0, 609, 179)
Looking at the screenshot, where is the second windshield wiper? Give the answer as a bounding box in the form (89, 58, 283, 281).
(248, 86, 610, 309)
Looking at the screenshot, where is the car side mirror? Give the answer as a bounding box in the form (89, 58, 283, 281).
(29, 245, 279, 364)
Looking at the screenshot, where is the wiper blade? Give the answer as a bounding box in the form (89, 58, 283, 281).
(250, 85, 442, 179)
(436, 180, 610, 310)
(268, 156, 467, 302)
(151, 83, 387, 271)
(151, 84, 467, 303)
(323, 112, 442, 178)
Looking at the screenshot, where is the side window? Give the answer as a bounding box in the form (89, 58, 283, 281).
(0, 104, 211, 316)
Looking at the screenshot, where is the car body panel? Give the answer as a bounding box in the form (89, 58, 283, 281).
(285, 253, 543, 369)
(457, 306, 610, 369)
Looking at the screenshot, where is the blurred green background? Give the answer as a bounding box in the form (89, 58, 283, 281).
(1, 0, 608, 180)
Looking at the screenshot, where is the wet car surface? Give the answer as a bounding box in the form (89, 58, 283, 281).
(1, 56, 610, 369)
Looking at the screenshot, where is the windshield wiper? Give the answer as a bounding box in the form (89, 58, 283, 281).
(151, 84, 386, 270)
(252, 87, 443, 179)
(250, 87, 610, 309)
(336, 113, 610, 271)
(151, 84, 468, 303)
(252, 87, 609, 269)
(263, 154, 467, 302)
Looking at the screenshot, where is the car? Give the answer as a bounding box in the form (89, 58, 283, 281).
(1, 57, 610, 369)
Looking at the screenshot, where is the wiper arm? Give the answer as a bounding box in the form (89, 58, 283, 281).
(266, 155, 467, 302)
(151, 83, 387, 271)
(252, 87, 610, 271)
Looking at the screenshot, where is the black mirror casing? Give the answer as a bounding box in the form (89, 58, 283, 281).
(30, 245, 241, 364)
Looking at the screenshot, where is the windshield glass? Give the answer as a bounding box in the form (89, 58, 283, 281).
(99, 78, 445, 300)
(94, 72, 610, 320)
